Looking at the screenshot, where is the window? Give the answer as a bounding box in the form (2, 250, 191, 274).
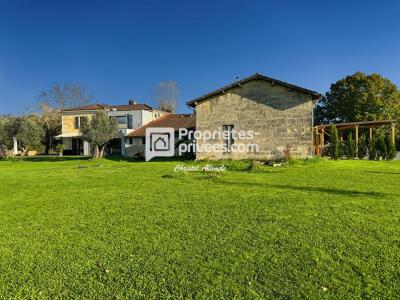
(116, 116, 126, 125)
(127, 115, 133, 129)
(223, 125, 234, 152)
(79, 116, 87, 128)
(75, 116, 87, 129)
(142, 137, 145, 144)
(74, 117, 79, 129)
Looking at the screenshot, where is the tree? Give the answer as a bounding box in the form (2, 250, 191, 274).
(0, 115, 12, 156)
(36, 82, 93, 109)
(358, 133, 368, 159)
(35, 82, 93, 153)
(80, 111, 119, 158)
(376, 134, 387, 159)
(330, 125, 340, 160)
(154, 80, 179, 113)
(368, 141, 376, 160)
(3, 115, 44, 155)
(315, 72, 400, 124)
(386, 134, 397, 160)
(347, 132, 356, 159)
(37, 103, 62, 154)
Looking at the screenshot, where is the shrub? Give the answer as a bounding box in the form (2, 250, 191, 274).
(376, 134, 387, 159)
(55, 144, 65, 156)
(386, 134, 397, 160)
(358, 133, 368, 159)
(330, 125, 340, 160)
(368, 141, 376, 160)
(347, 132, 355, 159)
(283, 144, 292, 161)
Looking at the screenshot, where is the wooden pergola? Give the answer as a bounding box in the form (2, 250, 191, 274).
(314, 120, 396, 156)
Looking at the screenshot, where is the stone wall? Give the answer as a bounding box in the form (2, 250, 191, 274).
(195, 80, 314, 160)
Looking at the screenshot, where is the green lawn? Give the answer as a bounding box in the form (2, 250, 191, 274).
(0, 157, 399, 299)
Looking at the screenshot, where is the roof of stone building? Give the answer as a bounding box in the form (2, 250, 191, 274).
(126, 114, 196, 138)
(186, 73, 321, 107)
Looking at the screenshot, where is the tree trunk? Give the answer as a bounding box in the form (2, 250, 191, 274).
(21, 147, 28, 157)
(94, 145, 100, 158)
(100, 146, 105, 158)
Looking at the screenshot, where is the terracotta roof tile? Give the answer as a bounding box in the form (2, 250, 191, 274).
(109, 104, 153, 111)
(126, 114, 196, 137)
(61, 103, 154, 112)
(61, 104, 108, 111)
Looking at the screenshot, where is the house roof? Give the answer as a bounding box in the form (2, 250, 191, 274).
(61, 104, 108, 112)
(126, 114, 196, 137)
(61, 103, 153, 112)
(109, 104, 153, 111)
(186, 73, 321, 107)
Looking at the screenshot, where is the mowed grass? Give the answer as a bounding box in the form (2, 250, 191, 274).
(0, 157, 399, 299)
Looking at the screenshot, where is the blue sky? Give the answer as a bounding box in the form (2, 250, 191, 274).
(1, 0, 399, 114)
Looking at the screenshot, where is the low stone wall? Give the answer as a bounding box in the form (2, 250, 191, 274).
(125, 144, 145, 157)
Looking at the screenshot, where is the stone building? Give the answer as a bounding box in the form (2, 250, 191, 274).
(187, 73, 321, 160)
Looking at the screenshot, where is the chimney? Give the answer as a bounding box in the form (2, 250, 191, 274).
(129, 99, 137, 106)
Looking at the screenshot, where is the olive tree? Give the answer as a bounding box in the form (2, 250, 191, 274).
(80, 111, 119, 158)
(3, 115, 44, 156)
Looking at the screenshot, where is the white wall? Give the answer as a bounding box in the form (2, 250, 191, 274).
(108, 110, 142, 134)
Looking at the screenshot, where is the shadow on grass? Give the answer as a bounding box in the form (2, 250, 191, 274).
(105, 155, 194, 163)
(8, 156, 91, 162)
(270, 184, 385, 197)
(365, 171, 400, 175)
(216, 180, 385, 197)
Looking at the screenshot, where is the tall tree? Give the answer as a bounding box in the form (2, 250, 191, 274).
(37, 103, 62, 154)
(36, 82, 93, 109)
(315, 72, 400, 124)
(154, 80, 179, 113)
(35, 82, 93, 153)
(80, 111, 119, 158)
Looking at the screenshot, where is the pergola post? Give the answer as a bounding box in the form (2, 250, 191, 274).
(369, 128, 373, 142)
(355, 125, 359, 158)
(391, 123, 396, 145)
(314, 127, 320, 155)
(321, 127, 325, 154)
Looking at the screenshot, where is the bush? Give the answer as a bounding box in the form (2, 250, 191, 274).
(330, 125, 340, 160)
(283, 145, 292, 161)
(386, 135, 397, 160)
(376, 134, 387, 159)
(346, 132, 355, 159)
(358, 133, 368, 159)
(55, 144, 65, 156)
(368, 141, 377, 160)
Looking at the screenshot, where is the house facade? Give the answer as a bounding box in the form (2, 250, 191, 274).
(56, 101, 167, 155)
(187, 73, 321, 160)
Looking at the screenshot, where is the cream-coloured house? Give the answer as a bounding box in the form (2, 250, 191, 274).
(56, 101, 167, 155)
(187, 73, 321, 160)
